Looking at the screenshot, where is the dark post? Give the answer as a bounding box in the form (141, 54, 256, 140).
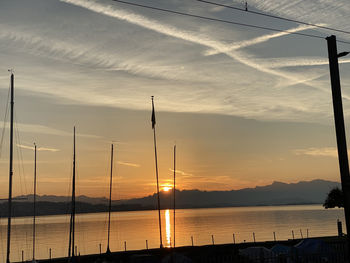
(173, 145, 176, 248)
(33, 143, 37, 261)
(106, 144, 114, 254)
(6, 73, 14, 263)
(233, 233, 235, 244)
(338, 220, 343, 236)
(211, 235, 214, 245)
(151, 96, 163, 248)
(273, 232, 276, 242)
(327, 35, 350, 247)
(68, 127, 76, 259)
(191, 236, 194, 246)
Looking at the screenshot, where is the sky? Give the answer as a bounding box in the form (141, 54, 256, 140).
(1, 0, 350, 199)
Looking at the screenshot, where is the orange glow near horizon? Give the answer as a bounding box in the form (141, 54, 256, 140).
(162, 186, 172, 192)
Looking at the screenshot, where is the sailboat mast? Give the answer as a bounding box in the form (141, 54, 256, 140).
(6, 73, 14, 263)
(68, 127, 76, 258)
(151, 96, 163, 248)
(33, 143, 37, 261)
(106, 144, 114, 253)
(173, 145, 176, 248)
(72, 127, 76, 257)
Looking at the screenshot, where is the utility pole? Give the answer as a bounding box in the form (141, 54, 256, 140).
(327, 35, 350, 248)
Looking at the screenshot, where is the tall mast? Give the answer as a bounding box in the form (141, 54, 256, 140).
(106, 144, 114, 253)
(173, 145, 176, 248)
(33, 143, 37, 261)
(68, 127, 76, 259)
(151, 96, 163, 248)
(6, 72, 14, 263)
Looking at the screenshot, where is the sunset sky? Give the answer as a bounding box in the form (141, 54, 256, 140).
(1, 0, 350, 199)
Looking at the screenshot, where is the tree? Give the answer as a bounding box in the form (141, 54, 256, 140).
(323, 187, 344, 209)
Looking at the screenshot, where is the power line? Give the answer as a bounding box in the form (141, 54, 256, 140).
(112, 0, 350, 45)
(196, 0, 350, 36)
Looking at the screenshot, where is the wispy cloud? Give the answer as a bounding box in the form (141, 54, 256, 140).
(257, 57, 350, 69)
(293, 147, 338, 158)
(117, 161, 140, 168)
(247, 0, 350, 36)
(17, 144, 60, 152)
(0, 121, 100, 139)
(169, 168, 193, 176)
(204, 24, 319, 56)
(59, 0, 319, 87)
(0, 27, 194, 81)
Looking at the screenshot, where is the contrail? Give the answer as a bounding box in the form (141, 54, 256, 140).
(60, 0, 323, 87)
(204, 24, 320, 56)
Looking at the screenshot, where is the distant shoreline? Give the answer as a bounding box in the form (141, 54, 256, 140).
(0, 201, 326, 219)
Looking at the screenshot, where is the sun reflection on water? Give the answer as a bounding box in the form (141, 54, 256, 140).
(165, 209, 171, 247)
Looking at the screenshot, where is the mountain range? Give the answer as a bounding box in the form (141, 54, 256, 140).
(13, 179, 340, 209)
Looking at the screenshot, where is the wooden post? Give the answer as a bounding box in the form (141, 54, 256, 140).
(124, 241, 127, 251)
(146, 240, 148, 250)
(292, 230, 295, 240)
(273, 232, 276, 242)
(211, 235, 214, 245)
(191, 236, 194, 246)
(327, 35, 350, 252)
(253, 232, 256, 243)
(233, 233, 235, 244)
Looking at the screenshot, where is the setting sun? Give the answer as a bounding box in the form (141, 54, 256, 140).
(162, 186, 172, 192)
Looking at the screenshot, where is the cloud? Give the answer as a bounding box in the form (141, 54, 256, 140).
(0, 0, 344, 123)
(117, 161, 140, 167)
(245, 0, 350, 36)
(293, 147, 338, 158)
(17, 144, 60, 152)
(0, 26, 194, 82)
(257, 57, 350, 69)
(59, 0, 320, 87)
(169, 168, 193, 176)
(0, 121, 100, 139)
(204, 24, 319, 56)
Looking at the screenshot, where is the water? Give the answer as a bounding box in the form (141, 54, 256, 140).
(0, 205, 345, 262)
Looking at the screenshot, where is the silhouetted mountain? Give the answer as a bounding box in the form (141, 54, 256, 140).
(0, 201, 150, 218)
(117, 179, 340, 208)
(11, 194, 109, 205)
(3, 179, 339, 217)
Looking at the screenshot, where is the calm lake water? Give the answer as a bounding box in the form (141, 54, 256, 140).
(0, 205, 345, 262)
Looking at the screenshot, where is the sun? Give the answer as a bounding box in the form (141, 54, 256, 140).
(162, 186, 172, 192)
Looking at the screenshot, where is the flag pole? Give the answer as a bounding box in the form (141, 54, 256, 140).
(151, 96, 163, 248)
